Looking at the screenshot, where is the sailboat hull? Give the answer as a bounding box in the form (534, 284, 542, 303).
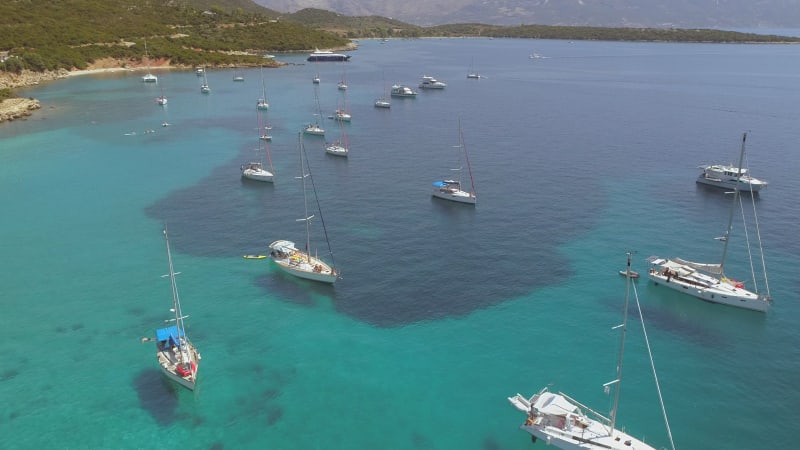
(432, 188, 476, 204)
(508, 391, 656, 450)
(647, 263, 769, 312)
(273, 260, 337, 283)
(156, 341, 200, 391)
(241, 162, 274, 182)
(269, 240, 336, 284)
(325, 144, 349, 157)
(304, 126, 325, 136)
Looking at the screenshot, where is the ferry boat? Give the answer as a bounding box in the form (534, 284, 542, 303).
(307, 49, 351, 62)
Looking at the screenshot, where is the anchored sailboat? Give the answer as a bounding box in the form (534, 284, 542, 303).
(269, 133, 338, 283)
(257, 66, 269, 110)
(432, 118, 477, 204)
(141, 39, 157, 83)
(508, 253, 675, 450)
(647, 132, 771, 312)
(303, 85, 325, 136)
(325, 114, 349, 157)
(153, 227, 201, 390)
(241, 108, 275, 183)
(200, 65, 210, 94)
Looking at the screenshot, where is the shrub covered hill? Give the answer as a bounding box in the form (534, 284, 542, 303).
(2, 0, 798, 76)
(2, 0, 799, 92)
(0, 0, 350, 76)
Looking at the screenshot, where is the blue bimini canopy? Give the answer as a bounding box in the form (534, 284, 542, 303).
(156, 325, 184, 344)
(433, 181, 446, 187)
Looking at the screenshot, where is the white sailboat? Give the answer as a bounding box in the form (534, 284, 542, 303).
(153, 227, 201, 391)
(200, 66, 210, 94)
(141, 39, 158, 83)
(303, 86, 325, 136)
(647, 132, 771, 312)
(232, 65, 245, 82)
(337, 65, 348, 90)
(508, 253, 674, 450)
(374, 72, 391, 108)
(325, 115, 349, 157)
(467, 57, 482, 79)
(432, 118, 477, 205)
(269, 133, 338, 284)
(331, 96, 351, 122)
(155, 85, 167, 105)
(257, 66, 269, 110)
(241, 108, 275, 183)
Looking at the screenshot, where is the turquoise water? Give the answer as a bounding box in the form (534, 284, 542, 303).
(1, 38, 799, 449)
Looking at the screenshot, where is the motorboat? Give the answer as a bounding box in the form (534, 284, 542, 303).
(374, 98, 391, 108)
(390, 84, 417, 97)
(419, 75, 446, 89)
(696, 163, 767, 192)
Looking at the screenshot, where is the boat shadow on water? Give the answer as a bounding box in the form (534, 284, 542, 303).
(132, 369, 181, 425)
(254, 272, 335, 308)
(640, 283, 767, 339)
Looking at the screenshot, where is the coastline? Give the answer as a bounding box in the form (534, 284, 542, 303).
(0, 65, 159, 124)
(0, 55, 290, 124)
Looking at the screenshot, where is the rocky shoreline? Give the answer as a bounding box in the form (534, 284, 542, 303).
(0, 97, 41, 122)
(0, 69, 69, 123)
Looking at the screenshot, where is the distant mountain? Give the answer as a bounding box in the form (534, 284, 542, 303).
(255, 0, 800, 28)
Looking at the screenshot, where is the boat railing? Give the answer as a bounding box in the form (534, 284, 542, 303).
(557, 391, 611, 426)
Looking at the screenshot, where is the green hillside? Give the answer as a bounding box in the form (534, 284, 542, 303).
(2, 0, 797, 76)
(0, 0, 350, 73)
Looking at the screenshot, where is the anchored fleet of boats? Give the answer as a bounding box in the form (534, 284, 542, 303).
(136, 48, 774, 450)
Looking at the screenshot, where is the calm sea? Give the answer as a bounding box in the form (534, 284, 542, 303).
(1, 37, 799, 449)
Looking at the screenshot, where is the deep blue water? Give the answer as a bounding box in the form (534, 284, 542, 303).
(1, 37, 799, 449)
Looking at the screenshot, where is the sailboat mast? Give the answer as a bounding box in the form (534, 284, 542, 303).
(163, 227, 186, 362)
(459, 118, 477, 195)
(609, 252, 633, 433)
(298, 134, 312, 263)
(719, 132, 747, 275)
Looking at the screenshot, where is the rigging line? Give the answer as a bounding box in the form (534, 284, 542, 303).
(302, 145, 336, 271)
(631, 281, 676, 450)
(459, 117, 477, 195)
(737, 194, 759, 293)
(748, 185, 771, 299)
